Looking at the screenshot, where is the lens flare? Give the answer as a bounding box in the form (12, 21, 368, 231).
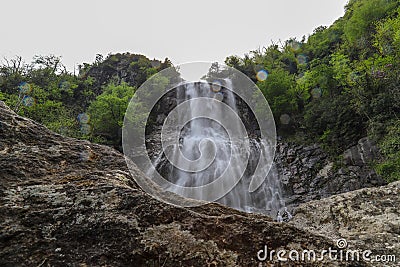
(80, 123, 91, 135)
(22, 96, 35, 107)
(79, 146, 94, 161)
(211, 80, 222, 92)
(77, 113, 90, 124)
(280, 114, 291, 125)
(18, 82, 31, 94)
(59, 81, 70, 91)
(80, 150, 90, 161)
(297, 54, 307, 65)
(311, 87, 322, 99)
(59, 126, 68, 136)
(347, 72, 360, 83)
(256, 70, 268, 81)
(213, 92, 224, 102)
(289, 41, 301, 51)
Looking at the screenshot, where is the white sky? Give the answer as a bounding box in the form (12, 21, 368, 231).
(1, 0, 348, 72)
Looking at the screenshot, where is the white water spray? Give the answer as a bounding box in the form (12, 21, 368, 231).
(151, 80, 285, 216)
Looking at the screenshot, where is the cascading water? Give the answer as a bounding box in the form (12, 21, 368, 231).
(149, 80, 286, 217)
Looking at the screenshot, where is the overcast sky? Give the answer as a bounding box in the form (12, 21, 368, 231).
(1, 0, 348, 72)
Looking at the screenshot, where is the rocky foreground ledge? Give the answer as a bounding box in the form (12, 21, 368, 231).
(0, 100, 398, 266)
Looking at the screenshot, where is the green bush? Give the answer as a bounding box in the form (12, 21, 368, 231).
(375, 120, 400, 182)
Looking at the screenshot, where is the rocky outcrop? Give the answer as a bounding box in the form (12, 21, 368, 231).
(1, 100, 397, 266)
(79, 53, 165, 96)
(291, 181, 400, 266)
(0, 100, 353, 266)
(276, 139, 386, 209)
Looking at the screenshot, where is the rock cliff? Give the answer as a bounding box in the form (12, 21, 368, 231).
(276, 139, 386, 209)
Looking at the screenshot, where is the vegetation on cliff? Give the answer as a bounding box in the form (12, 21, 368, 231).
(224, 0, 400, 182)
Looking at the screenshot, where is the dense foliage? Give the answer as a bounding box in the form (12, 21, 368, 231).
(0, 53, 172, 149)
(0, 0, 398, 182)
(224, 0, 400, 182)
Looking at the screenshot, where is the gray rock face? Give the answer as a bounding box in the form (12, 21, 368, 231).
(1, 100, 397, 266)
(342, 137, 379, 166)
(0, 101, 349, 266)
(290, 181, 400, 267)
(275, 140, 386, 209)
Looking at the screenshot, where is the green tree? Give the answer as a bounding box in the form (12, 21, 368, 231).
(344, 0, 398, 45)
(373, 8, 400, 55)
(88, 83, 135, 146)
(257, 69, 296, 123)
(375, 120, 400, 182)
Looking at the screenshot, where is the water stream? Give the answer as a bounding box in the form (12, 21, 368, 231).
(150, 80, 285, 217)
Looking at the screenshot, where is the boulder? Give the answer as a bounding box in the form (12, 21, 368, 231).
(0, 101, 347, 266)
(291, 181, 400, 266)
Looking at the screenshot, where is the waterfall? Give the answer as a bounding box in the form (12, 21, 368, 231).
(150, 80, 285, 216)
